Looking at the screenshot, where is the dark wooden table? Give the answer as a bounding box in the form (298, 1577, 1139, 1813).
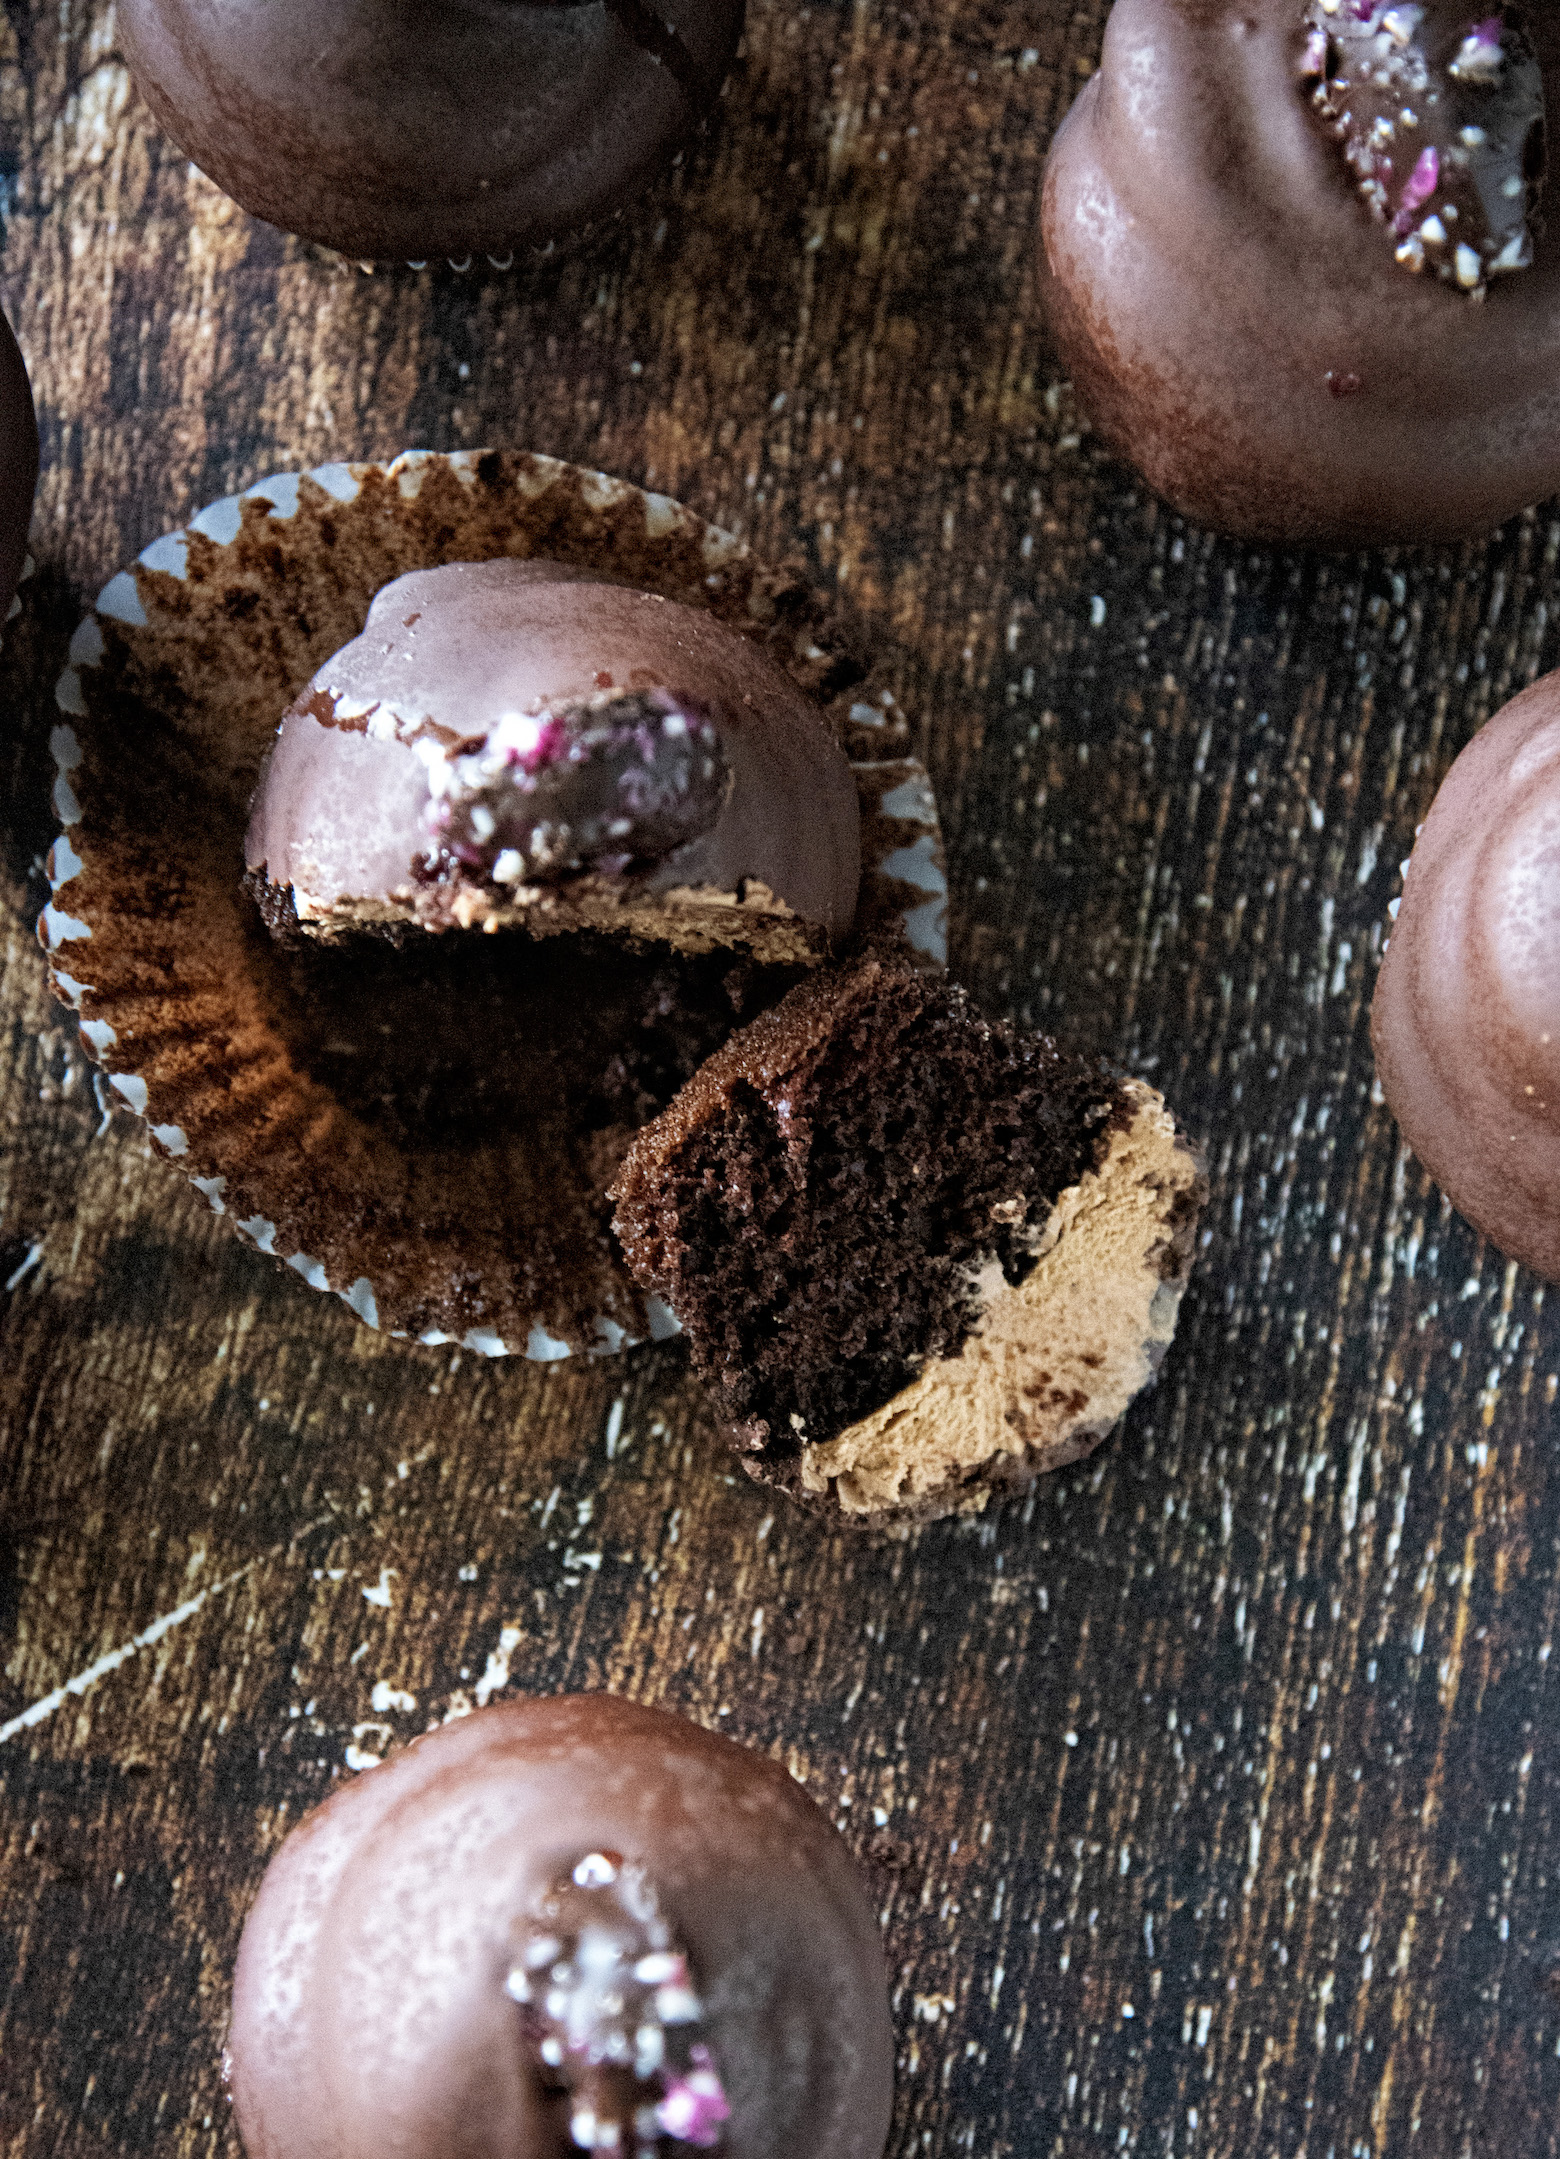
(3, 3, 1559, 2153)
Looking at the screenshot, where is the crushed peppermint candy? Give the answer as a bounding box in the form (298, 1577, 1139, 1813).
(416, 686, 729, 891)
(1299, 1, 1546, 295)
(506, 1850, 732, 2155)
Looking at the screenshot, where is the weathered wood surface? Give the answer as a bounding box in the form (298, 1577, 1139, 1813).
(2, 2, 1559, 2153)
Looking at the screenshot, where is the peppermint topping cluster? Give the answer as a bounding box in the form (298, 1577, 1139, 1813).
(1300, 2, 1546, 293)
(506, 1850, 731, 2155)
(418, 688, 729, 890)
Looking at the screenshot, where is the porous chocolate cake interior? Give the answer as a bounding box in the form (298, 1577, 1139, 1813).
(247, 884, 803, 1343)
(251, 884, 797, 1152)
(611, 954, 1130, 1453)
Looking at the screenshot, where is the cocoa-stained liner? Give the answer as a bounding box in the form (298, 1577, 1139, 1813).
(41, 450, 947, 1361)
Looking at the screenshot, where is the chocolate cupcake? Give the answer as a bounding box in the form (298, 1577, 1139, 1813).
(1039, 2, 1560, 547)
(611, 953, 1206, 1521)
(245, 559, 861, 965)
(41, 451, 946, 1361)
(1372, 669, 1560, 1282)
(0, 304, 37, 631)
(119, 0, 745, 265)
(227, 1694, 894, 2159)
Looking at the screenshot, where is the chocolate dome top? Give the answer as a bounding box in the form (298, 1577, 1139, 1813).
(244, 560, 862, 964)
(1039, 0, 1560, 545)
(227, 1695, 895, 2159)
(118, 0, 745, 262)
(1371, 670, 1560, 1281)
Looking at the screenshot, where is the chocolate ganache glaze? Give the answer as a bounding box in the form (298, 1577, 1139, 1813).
(1371, 670, 1560, 1283)
(1039, 1, 1560, 546)
(226, 1695, 895, 2159)
(244, 560, 862, 965)
(118, 0, 745, 263)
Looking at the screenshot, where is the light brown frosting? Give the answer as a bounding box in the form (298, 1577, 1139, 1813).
(796, 1086, 1203, 1517)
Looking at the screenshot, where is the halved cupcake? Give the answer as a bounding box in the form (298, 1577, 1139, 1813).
(612, 952, 1205, 1522)
(41, 450, 946, 1362)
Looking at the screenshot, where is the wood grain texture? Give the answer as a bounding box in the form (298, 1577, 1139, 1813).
(2, 3, 1559, 2155)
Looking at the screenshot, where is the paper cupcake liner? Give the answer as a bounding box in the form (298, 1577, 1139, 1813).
(41, 450, 947, 1362)
(2, 547, 35, 646)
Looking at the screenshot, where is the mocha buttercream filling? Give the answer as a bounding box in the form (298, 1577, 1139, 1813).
(792, 1087, 1203, 1518)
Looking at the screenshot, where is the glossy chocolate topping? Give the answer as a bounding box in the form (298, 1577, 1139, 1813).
(1039, 0, 1560, 545)
(0, 306, 37, 628)
(1300, 4, 1546, 293)
(1371, 671, 1560, 1282)
(226, 1695, 895, 2159)
(118, 0, 745, 262)
(244, 560, 861, 962)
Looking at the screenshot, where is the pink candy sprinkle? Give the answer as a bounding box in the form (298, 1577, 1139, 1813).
(655, 2052, 730, 2148)
(1466, 17, 1503, 49)
(517, 713, 570, 776)
(1392, 145, 1439, 234)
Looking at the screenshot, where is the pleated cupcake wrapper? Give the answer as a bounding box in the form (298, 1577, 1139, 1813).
(41, 449, 947, 1362)
(4, 548, 35, 637)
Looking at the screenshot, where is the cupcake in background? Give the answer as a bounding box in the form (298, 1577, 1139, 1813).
(1039, 1, 1560, 547)
(118, 0, 747, 264)
(1372, 669, 1560, 1283)
(226, 1694, 894, 2159)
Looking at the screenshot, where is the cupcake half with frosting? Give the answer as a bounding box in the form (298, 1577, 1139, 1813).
(42, 451, 946, 1362)
(613, 953, 1206, 1522)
